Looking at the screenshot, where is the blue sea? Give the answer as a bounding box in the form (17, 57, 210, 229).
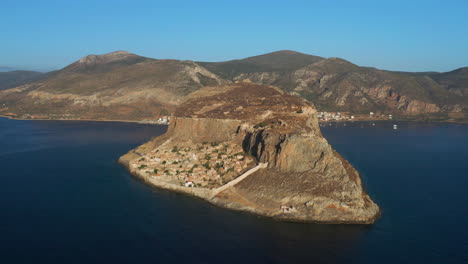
(0, 118, 467, 263)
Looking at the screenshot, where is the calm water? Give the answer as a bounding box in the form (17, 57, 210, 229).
(0, 118, 467, 264)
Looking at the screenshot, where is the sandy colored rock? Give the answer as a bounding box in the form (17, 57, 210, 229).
(120, 83, 380, 224)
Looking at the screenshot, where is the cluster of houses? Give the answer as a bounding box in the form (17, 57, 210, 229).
(131, 141, 254, 189)
(317, 112, 354, 121)
(318, 111, 394, 122)
(370, 112, 393, 119)
(138, 116, 170, 125)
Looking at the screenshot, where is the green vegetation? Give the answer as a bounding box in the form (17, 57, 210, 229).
(215, 161, 224, 169)
(160, 108, 170, 116)
(203, 162, 211, 170)
(254, 121, 268, 128)
(138, 165, 147, 170)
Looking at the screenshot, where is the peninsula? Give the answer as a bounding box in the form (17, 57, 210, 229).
(119, 82, 380, 224)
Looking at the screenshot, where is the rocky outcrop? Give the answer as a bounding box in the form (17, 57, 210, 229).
(406, 100, 441, 114)
(120, 83, 380, 224)
(230, 122, 379, 223)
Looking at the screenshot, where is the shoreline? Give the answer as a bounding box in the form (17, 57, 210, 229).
(116, 114, 381, 225)
(2, 114, 467, 125)
(0, 115, 146, 124)
(319, 118, 468, 125)
(119, 157, 378, 225)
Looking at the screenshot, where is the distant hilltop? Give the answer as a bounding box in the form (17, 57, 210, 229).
(0, 50, 467, 122)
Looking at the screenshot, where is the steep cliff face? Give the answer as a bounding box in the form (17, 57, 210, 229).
(120, 83, 380, 224)
(236, 127, 378, 223)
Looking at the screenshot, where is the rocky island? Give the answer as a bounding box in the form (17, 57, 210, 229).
(119, 82, 380, 224)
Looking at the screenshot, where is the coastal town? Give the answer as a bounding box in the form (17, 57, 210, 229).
(130, 141, 255, 189)
(0, 111, 172, 125)
(317, 111, 393, 122)
(2, 111, 397, 123)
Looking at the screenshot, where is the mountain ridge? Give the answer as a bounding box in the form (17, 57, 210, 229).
(0, 50, 467, 121)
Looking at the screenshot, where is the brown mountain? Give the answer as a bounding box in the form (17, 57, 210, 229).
(201, 51, 467, 118)
(0, 50, 467, 121)
(0, 51, 227, 120)
(198, 50, 324, 79)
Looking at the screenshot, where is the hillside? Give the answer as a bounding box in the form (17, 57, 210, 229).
(0, 50, 467, 121)
(206, 53, 467, 118)
(198, 50, 324, 79)
(0, 51, 227, 120)
(0, 70, 45, 91)
(429, 67, 468, 97)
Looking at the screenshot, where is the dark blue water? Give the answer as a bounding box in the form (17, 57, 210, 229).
(0, 118, 467, 263)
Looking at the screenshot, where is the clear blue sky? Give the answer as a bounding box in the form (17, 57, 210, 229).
(1, 0, 467, 72)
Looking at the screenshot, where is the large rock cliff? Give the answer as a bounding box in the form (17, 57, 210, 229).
(119, 82, 380, 224)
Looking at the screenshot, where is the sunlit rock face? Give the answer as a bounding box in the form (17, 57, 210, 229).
(120, 82, 380, 224)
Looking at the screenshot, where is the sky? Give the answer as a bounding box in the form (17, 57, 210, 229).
(1, 0, 467, 72)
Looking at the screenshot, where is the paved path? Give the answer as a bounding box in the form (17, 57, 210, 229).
(211, 162, 268, 197)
